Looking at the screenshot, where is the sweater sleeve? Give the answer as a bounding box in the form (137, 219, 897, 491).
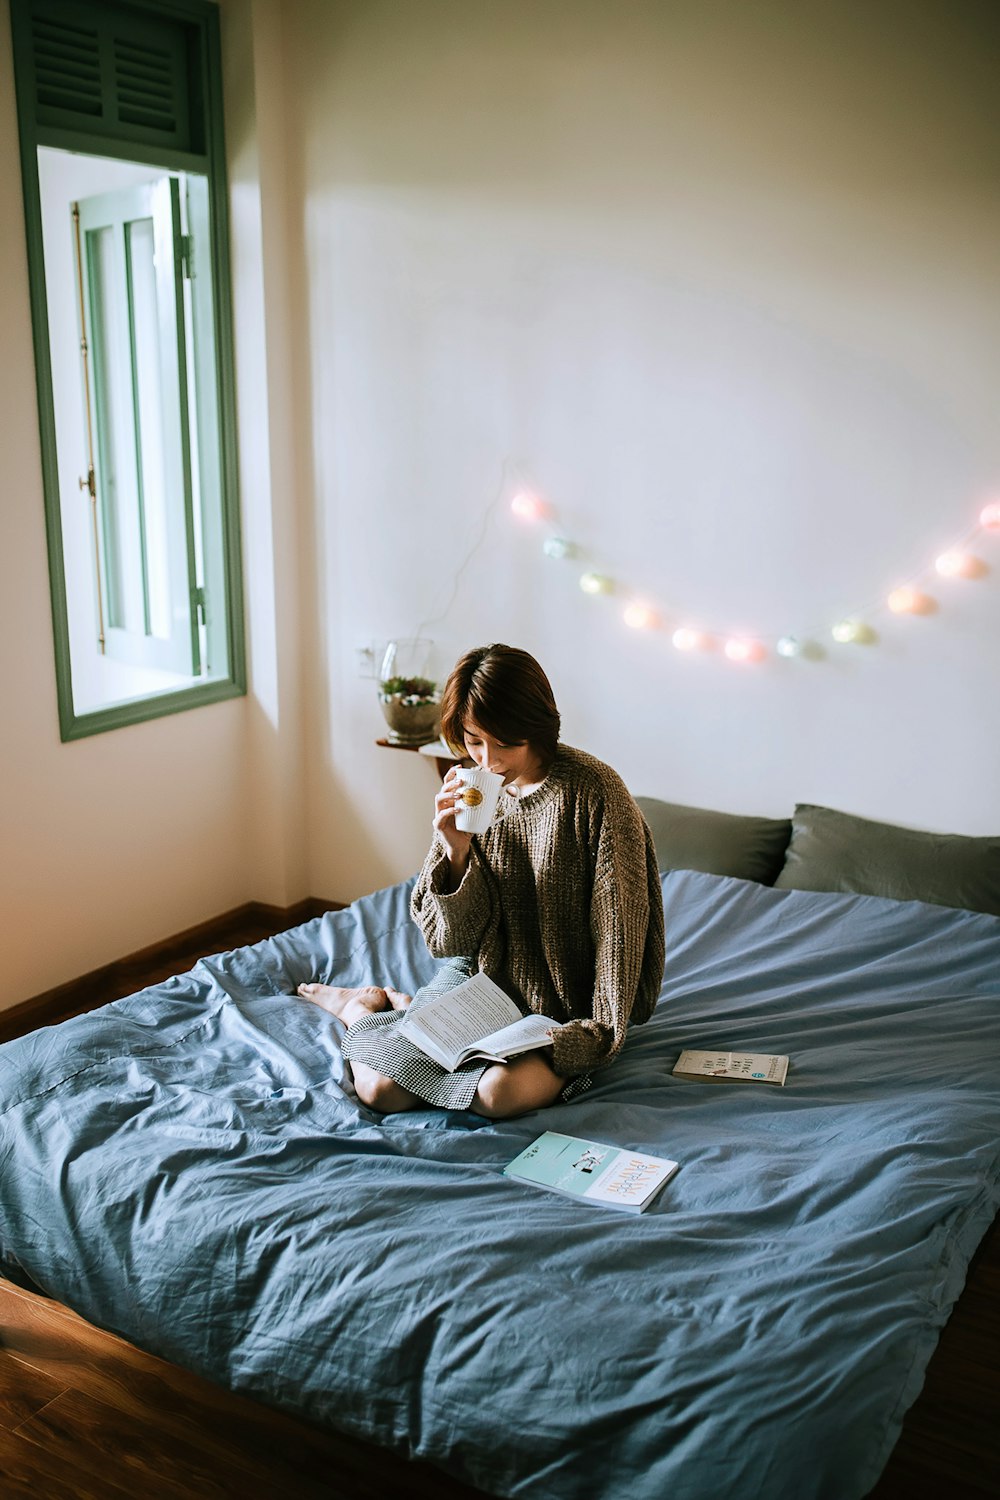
(409, 835, 497, 958)
(548, 797, 664, 1078)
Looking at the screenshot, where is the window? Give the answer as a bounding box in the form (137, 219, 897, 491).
(10, 0, 245, 737)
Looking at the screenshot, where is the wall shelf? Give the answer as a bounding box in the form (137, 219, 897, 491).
(375, 738, 458, 779)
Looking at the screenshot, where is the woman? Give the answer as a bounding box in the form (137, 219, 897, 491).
(299, 644, 664, 1118)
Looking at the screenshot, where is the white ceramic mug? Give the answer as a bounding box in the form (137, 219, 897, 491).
(453, 767, 504, 834)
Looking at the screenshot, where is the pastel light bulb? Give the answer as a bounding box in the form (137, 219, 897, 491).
(935, 550, 974, 579)
(724, 637, 764, 664)
(579, 572, 613, 595)
(510, 490, 545, 522)
(542, 536, 574, 560)
(979, 501, 1000, 530)
(672, 627, 704, 652)
(776, 635, 802, 658)
(832, 618, 862, 644)
(887, 586, 924, 614)
(623, 601, 658, 630)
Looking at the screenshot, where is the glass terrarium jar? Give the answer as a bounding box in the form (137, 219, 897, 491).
(378, 638, 442, 746)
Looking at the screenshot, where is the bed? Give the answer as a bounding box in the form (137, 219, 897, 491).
(1, 799, 999, 1500)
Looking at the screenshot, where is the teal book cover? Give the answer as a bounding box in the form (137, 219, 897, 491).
(503, 1131, 678, 1212)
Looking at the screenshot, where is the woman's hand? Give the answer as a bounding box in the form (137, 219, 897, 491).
(434, 767, 473, 880)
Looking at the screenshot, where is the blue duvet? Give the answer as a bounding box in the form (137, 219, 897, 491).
(1, 869, 998, 1500)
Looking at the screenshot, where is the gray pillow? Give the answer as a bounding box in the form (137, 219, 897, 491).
(635, 797, 792, 885)
(774, 803, 1000, 917)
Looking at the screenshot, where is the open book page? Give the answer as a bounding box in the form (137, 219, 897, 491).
(399, 972, 529, 1070)
(466, 1012, 557, 1062)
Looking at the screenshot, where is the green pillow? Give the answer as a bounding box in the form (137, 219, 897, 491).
(635, 797, 792, 885)
(774, 803, 1000, 917)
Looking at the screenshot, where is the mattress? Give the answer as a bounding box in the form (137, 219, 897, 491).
(1, 868, 998, 1499)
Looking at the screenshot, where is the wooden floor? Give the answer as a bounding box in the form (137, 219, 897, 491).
(0, 1275, 492, 1499)
(1, 911, 998, 1497)
(868, 1211, 1000, 1498)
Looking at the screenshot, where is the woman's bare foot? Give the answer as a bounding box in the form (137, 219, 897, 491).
(384, 987, 413, 1010)
(297, 983, 388, 1019)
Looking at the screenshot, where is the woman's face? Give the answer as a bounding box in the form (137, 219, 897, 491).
(462, 721, 543, 786)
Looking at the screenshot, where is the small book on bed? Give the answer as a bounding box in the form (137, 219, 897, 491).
(504, 1131, 679, 1213)
(398, 971, 563, 1071)
(673, 1049, 789, 1085)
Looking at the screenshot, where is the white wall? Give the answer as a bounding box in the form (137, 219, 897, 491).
(3, 0, 999, 1009)
(0, 0, 305, 1010)
(273, 0, 1000, 902)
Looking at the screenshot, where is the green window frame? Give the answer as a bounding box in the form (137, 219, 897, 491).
(9, 0, 245, 739)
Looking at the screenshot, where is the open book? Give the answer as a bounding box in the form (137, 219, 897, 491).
(672, 1050, 789, 1086)
(398, 971, 562, 1072)
(504, 1131, 679, 1214)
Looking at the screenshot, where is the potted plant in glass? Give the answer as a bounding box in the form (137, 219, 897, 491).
(378, 674, 442, 746)
(377, 639, 441, 745)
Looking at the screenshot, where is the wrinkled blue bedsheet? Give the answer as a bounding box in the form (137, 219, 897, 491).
(2, 869, 999, 1500)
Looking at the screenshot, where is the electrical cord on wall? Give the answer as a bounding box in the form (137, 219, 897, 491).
(411, 457, 522, 645)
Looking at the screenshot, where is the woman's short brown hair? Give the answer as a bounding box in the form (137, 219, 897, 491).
(439, 644, 561, 764)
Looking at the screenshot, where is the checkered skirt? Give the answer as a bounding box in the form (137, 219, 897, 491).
(341, 957, 591, 1110)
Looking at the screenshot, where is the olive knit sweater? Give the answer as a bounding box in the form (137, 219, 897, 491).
(410, 745, 665, 1078)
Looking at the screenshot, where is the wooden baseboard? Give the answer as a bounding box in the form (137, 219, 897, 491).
(0, 896, 343, 1045)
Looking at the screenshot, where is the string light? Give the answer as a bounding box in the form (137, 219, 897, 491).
(542, 536, 574, 560)
(579, 572, 614, 595)
(623, 601, 659, 630)
(887, 586, 929, 615)
(672, 627, 708, 652)
(510, 491, 547, 523)
(935, 550, 975, 578)
(505, 478, 998, 665)
(724, 637, 765, 664)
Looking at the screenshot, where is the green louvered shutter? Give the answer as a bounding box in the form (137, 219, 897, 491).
(23, 0, 200, 153)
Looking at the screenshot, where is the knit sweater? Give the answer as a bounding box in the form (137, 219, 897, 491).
(410, 745, 665, 1078)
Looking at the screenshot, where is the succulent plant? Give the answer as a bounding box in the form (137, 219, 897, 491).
(379, 675, 438, 702)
